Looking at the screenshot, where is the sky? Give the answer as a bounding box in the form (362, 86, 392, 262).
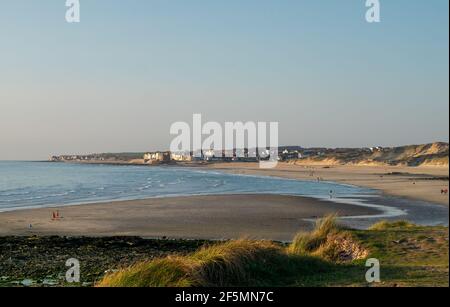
(0, 0, 448, 160)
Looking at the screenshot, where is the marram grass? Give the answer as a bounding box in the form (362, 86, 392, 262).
(98, 215, 357, 287)
(97, 217, 449, 287)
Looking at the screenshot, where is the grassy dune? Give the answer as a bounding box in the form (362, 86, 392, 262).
(97, 217, 449, 287)
(292, 142, 449, 167)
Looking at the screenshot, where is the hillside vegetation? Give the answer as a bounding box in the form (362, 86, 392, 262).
(293, 142, 449, 167)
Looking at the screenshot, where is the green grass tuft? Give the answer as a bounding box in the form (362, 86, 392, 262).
(288, 214, 340, 255)
(97, 257, 195, 287)
(98, 239, 331, 287)
(369, 220, 417, 231)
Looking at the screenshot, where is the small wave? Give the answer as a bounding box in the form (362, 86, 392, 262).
(0, 191, 32, 197)
(47, 192, 70, 197)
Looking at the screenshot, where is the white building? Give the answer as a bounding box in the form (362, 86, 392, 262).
(171, 152, 193, 162)
(143, 152, 171, 163)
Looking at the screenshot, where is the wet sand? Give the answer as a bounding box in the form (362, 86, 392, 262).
(0, 194, 378, 241)
(206, 163, 449, 206)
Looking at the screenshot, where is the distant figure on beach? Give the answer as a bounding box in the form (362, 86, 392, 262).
(330, 190, 334, 199)
(29, 224, 32, 229)
(52, 210, 62, 220)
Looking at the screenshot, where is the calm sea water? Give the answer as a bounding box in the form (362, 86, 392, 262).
(0, 161, 374, 212)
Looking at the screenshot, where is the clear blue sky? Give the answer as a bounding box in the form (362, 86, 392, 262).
(0, 0, 448, 160)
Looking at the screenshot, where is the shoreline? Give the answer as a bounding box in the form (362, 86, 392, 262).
(0, 193, 448, 241)
(38, 160, 449, 205)
(205, 162, 449, 206)
(0, 194, 381, 241)
(0, 162, 448, 241)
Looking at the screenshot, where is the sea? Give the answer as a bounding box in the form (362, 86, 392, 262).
(0, 161, 447, 226)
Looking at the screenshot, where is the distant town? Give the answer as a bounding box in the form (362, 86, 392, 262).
(49, 142, 449, 167)
(49, 145, 432, 165)
(51, 147, 306, 164)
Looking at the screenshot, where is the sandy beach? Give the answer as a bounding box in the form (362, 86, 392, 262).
(0, 194, 380, 241)
(206, 163, 449, 206)
(0, 163, 448, 241)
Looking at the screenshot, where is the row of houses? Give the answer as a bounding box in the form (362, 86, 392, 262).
(143, 151, 201, 164)
(143, 149, 265, 164)
(51, 146, 389, 165)
(143, 148, 305, 164)
(50, 155, 106, 162)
